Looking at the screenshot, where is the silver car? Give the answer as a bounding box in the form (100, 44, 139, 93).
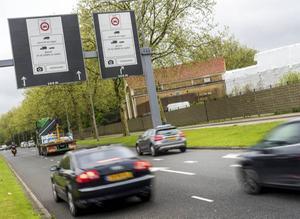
(136, 124, 187, 156)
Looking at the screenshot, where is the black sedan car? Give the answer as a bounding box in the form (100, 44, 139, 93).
(136, 124, 187, 156)
(237, 119, 300, 194)
(50, 146, 154, 216)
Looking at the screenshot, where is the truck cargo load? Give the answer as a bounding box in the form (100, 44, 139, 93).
(36, 118, 76, 156)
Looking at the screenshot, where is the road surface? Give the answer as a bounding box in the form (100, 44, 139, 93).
(2, 148, 300, 218)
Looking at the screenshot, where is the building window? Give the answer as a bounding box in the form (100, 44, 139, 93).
(204, 77, 211, 83)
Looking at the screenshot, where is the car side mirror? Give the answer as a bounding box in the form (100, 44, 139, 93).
(50, 165, 59, 172)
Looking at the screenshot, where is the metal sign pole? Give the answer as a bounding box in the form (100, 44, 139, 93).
(140, 47, 162, 128)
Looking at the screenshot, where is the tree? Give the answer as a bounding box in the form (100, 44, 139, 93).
(189, 30, 257, 70)
(76, 0, 216, 134)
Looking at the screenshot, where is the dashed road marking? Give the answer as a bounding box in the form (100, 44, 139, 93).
(150, 167, 168, 172)
(184, 160, 198, 164)
(50, 159, 54, 162)
(230, 164, 242, 168)
(161, 169, 196, 176)
(153, 158, 163, 161)
(191, 195, 214, 203)
(150, 167, 195, 175)
(222, 153, 240, 159)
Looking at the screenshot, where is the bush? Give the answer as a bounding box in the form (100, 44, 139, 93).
(280, 71, 300, 85)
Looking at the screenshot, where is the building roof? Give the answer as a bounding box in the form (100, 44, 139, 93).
(126, 57, 226, 89)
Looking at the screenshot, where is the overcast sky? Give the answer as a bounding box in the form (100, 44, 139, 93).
(1, 0, 300, 115)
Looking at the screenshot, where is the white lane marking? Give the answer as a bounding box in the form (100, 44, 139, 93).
(56, 161, 60, 164)
(222, 153, 240, 159)
(50, 159, 54, 162)
(150, 167, 168, 172)
(153, 158, 163, 161)
(230, 164, 242, 168)
(184, 160, 198, 164)
(191, 196, 214, 203)
(161, 169, 196, 176)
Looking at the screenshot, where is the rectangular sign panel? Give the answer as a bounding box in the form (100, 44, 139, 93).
(9, 14, 86, 89)
(93, 11, 143, 79)
(26, 17, 69, 75)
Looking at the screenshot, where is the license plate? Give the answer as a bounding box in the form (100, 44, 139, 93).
(167, 137, 177, 141)
(106, 172, 133, 182)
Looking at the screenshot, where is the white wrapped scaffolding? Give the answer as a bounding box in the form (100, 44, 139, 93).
(224, 43, 300, 95)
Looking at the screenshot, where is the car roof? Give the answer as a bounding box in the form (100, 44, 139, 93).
(286, 117, 300, 123)
(155, 124, 177, 130)
(69, 145, 128, 156)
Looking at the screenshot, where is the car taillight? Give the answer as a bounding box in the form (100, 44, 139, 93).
(134, 160, 152, 170)
(76, 170, 100, 183)
(154, 135, 164, 141)
(179, 132, 185, 138)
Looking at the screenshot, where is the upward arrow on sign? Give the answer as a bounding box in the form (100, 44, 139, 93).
(21, 76, 27, 87)
(76, 71, 82, 80)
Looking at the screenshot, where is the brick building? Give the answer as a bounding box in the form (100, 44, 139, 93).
(125, 57, 226, 118)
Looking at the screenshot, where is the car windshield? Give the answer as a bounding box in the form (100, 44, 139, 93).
(253, 122, 300, 149)
(76, 147, 135, 169)
(157, 128, 179, 136)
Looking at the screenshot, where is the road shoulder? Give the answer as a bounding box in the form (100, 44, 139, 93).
(1, 155, 52, 219)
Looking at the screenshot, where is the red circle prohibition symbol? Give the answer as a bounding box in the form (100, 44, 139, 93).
(40, 22, 50, 31)
(111, 17, 120, 26)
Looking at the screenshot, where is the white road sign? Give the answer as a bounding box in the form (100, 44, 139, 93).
(26, 17, 69, 75)
(97, 12, 137, 68)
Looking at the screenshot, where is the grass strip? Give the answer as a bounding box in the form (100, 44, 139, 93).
(0, 156, 40, 219)
(78, 121, 281, 148)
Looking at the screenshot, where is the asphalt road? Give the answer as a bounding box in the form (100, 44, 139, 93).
(2, 148, 300, 219)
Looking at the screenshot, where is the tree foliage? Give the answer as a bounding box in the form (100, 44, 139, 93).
(189, 30, 257, 70)
(77, 0, 216, 67)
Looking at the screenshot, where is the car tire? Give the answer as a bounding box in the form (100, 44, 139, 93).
(138, 189, 152, 202)
(52, 182, 62, 202)
(150, 145, 157, 157)
(240, 168, 262, 195)
(136, 145, 143, 156)
(180, 147, 186, 153)
(67, 190, 80, 217)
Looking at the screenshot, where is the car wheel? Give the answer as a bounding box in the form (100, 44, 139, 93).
(138, 189, 152, 202)
(52, 182, 62, 202)
(150, 145, 157, 157)
(240, 168, 262, 195)
(136, 145, 143, 156)
(180, 147, 186, 153)
(67, 191, 80, 217)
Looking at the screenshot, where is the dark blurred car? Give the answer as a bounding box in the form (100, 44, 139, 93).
(136, 124, 187, 156)
(237, 119, 300, 194)
(50, 146, 154, 216)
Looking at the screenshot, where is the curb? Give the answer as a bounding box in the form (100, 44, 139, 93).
(187, 147, 247, 150)
(79, 145, 248, 150)
(6, 161, 52, 219)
